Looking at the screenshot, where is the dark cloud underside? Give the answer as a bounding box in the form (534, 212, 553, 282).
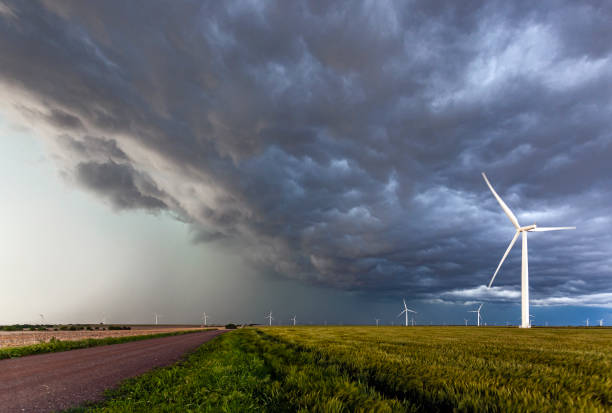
(1, 0, 610, 304)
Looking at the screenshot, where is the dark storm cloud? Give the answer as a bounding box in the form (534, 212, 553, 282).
(1, 0, 610, 305)
(75, 161, 168, 210)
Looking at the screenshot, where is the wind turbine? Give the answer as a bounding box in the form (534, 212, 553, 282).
(39, 314, 45, 325)
(265, 311, 273, 326)
(290, 315, 296, 326)
(398, 299, 417, 327)
(482, 172, 575, 329)
(585, 318, 589, 327)
(202, 312, 208, 327)
(153, 312, 162, 325)
(468, 304, 483, 326)
(375, 318, 380, 327)
(599, 319, 604, 327)
(464, 319, 468, 326)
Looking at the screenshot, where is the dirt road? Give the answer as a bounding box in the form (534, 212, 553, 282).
(0, 330, 225, 412)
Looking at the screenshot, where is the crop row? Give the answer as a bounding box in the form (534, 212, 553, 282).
(263, 326, 612, 412)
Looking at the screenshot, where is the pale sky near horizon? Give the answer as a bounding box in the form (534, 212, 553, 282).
(1, 1, 611, 326)
(1, 116, 251, 324)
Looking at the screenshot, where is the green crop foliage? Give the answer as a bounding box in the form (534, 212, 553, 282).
(72, 327, 611, 412)
(265, 327, 612, 412)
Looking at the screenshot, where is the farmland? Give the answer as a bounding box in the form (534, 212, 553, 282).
(0, 325, 206, 348)
(78, 326, 611, 412)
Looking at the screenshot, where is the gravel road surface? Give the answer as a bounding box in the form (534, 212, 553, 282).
(0, 330, 225, 412)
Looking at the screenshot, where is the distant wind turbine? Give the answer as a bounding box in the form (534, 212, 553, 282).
(265, 311, 273, 326)
(464, 319, 468, 327)
(375, 318, 380, 327)
(482, 172, 575, 329)
(39, 314, 45, 324)
(468, 304, 483, 326)
(585, 318, 589, 327)
(154, 312, 162, 325)
(599, 319, 604, 327)
(202, 312, 208, 327)
(398, 299, 417, 327)
(290, 315, 296, 326)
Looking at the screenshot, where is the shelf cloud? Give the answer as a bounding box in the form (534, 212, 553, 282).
(1, 0, 610, 305)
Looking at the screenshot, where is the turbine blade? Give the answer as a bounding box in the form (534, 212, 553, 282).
(530, 226, 576, 232)
(478, 304, 483, 311)
(488, 231, 520, 288)
(398, 310, 406, 317)
(482, 173, 520, 229)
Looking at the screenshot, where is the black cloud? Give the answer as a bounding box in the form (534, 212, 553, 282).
(1, 0, 610, 304)
(75, 161, 167, 211)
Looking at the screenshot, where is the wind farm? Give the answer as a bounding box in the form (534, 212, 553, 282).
(0, 165, 607, 411)
(1, 1, 611, 412)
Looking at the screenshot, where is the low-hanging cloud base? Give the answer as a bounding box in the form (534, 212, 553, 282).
(1, 0, 611, 309)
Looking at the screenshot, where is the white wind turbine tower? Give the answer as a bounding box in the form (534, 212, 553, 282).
(375, 318, 380, 327)
(398, 299, 417, 327)
(468, 304, 483, 326)
(585, 318, 589, 327)
(598, 319, 603, 327)
(153, 312, 162, 325)
(265, 311, 273, 326)
(482, 173, 575, 329)
(202, 312, 208, 327)
(464, 319, 468, 327)
(290, 315, 296, 326)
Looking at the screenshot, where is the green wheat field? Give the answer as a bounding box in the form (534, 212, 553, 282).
(73, 327, 612, 412)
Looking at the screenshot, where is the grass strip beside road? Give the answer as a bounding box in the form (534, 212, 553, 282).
(0, 329, 215, 360)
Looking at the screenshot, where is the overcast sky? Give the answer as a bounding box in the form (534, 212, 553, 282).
(1, 0, 611, 326)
